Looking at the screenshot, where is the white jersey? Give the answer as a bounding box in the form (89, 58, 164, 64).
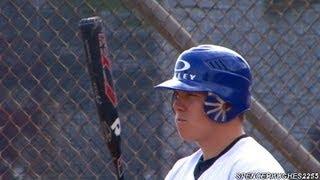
(165, 137, 285, 180)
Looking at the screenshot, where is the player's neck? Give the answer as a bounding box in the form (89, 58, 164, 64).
(197, 122, 245, 160)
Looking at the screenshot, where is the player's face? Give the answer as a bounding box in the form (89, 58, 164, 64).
(172, 91, 214, 141)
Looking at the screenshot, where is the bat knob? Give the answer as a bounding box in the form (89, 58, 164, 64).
(79, 16, 103, 30)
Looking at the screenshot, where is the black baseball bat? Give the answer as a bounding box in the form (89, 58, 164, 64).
(79, 16, 124, 180)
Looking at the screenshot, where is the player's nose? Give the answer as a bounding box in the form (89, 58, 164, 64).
(172, 96, 187, 112)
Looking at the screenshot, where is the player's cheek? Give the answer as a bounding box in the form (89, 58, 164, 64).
(176, 125, 192, 140)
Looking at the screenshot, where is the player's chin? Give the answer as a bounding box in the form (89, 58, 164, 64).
(177, 128, 195, 141)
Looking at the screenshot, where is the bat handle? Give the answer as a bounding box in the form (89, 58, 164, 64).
(114, 157, 124, 180)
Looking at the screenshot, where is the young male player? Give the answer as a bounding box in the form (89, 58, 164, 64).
(155, 45, 285, 179)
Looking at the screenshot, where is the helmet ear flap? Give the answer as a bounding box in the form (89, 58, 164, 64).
(204, 92, 234, 123)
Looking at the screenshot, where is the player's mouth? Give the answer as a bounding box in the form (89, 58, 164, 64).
(176, 118, 187, 122)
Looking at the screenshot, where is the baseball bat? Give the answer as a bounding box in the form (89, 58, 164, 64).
(79, 16, 124, 180)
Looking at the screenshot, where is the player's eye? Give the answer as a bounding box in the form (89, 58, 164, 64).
(188, 93, 198, 97)
(185, 92, 201, 98)
(172, 91, 202, 101)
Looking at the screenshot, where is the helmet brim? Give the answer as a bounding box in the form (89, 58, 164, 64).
(154, 78, 210, 92)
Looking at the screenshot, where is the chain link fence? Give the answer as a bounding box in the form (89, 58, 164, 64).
(1, 0, 319, 179)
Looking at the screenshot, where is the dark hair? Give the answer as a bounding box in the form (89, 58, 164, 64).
(238, 113, 245, 122)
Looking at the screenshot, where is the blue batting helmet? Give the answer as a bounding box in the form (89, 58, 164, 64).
(155, 45, 252, 123)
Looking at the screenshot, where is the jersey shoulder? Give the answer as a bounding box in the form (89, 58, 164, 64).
(165, 149, 202, 180)
(229, 137, 285, 174)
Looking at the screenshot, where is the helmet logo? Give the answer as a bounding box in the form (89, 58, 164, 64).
(205, 93, 231, 122)
(175, 59, 190, 72)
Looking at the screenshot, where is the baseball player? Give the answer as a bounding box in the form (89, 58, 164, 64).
(155, 45, 285, 180)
